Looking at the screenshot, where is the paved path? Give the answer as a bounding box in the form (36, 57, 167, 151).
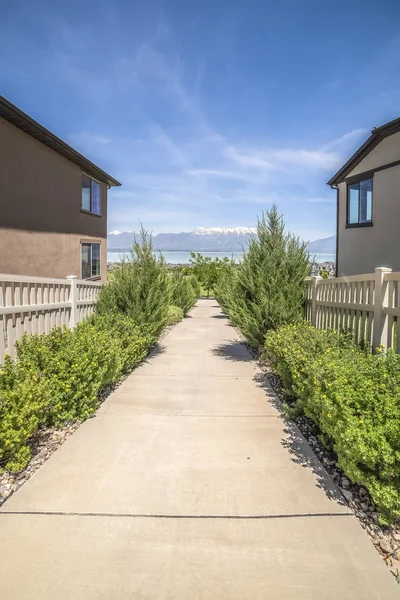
(0, 300, 398, 598)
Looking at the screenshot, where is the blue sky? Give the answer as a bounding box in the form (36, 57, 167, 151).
(1, 0, 400, 240)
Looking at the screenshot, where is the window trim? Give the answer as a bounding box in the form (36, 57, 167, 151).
(346, 176, 373, 228)
(81, 173, 102, 216)
(81, 241, 101, 280)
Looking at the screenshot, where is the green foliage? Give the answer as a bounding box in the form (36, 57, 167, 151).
(0, 226, 182, 475)
(189, 252, 231, 297)
(169, 271, 199, 313)
(96, 228, 170, 341)
(167, 305, 184, 325)
(216, 205, 310, 348)
(0, 357, 51, 472)
(16, 322, 122, 426)
(188, 274, 201, 299)
(0, 314, 151, 473)
(320, 267, 329, 279)
(90, 313, 151, 374)
(265, 322, 400, 523)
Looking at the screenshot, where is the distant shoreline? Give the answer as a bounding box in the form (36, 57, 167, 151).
(107, 249, 336, 265)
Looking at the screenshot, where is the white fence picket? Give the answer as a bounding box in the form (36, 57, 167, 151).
(0, 274, 103, 364)
(305, 267, 400, 351)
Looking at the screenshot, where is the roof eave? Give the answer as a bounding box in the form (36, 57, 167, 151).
(327, 116, 400, 187)
(327, 133, 380, 187)
(0, 95, 121, 187)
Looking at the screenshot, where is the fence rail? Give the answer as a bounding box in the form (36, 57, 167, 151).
(305, 267, 400, 351)
(0, 274, 102, 363)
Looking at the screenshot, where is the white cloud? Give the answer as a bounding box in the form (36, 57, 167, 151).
(93, 135, 111, 144)
(226, 146, 278, 170)
(323, 128, 368, 151)
(186, 168, 254, 181)
(226, 145, 341, 171)
(272, 148, 340, 169)
(44, 22, 354, 236)
(307, 197, 335, 203)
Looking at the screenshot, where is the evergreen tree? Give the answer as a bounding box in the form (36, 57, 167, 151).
(97, 228, 170, 340)
(219, 205, 310, 348)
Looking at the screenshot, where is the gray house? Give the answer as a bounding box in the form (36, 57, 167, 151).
(328, 117, 400, 276)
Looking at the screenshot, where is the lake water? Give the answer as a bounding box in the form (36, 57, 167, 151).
(107, 250, 336, 264)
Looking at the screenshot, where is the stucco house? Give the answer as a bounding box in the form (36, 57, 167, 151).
(0, 96, 120, 281)
(328, 117, 400, 276)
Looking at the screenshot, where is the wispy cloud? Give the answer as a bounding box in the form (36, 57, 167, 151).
(93, 135, 111, 144)
(226, 145, 342, 171)
(12, 13, 369, 239)
(226, 147, 278, 170)
(307, 197, 335, 203)
(323, 128, 368, 151)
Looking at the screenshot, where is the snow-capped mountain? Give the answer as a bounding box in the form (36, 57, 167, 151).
(107, 228, 336, 254)
(108, 227, 255, 252)
(192, 227, 257, 236)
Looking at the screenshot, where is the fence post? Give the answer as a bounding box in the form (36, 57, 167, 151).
(66, 275, 78, 329)
(311, 276, 322, 327)
(372, 267, 392, 350)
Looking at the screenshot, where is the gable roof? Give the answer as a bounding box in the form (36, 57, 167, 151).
(327, 116, 400, 187)
(0, 95, 121, 187)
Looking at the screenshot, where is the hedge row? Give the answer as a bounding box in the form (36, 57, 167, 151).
(0, 314, 151, 473)
(265, 322, 400, 523)
(0, 233, 202, 477)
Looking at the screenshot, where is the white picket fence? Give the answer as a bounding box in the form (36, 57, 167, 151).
(305, 267, 400, 351)
(0, 274, 102, 363)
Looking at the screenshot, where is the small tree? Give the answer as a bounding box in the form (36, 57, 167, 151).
(97, 228, 170, 340)
(169, 270, 198, 313)
(221, 205, 311, 348)
(189, 253, 230, 297)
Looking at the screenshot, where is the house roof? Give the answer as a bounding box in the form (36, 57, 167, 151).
(0, 95, 121, 187)
(327, 116, 400, 187)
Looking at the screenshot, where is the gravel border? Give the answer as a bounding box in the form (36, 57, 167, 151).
(257, 357, 400, 584)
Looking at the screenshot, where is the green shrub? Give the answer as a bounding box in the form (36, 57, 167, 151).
(265, 322, 400, 523)
(169, 271, 198, 313)
(167, 305, 184, 325)
(0, 357, 51, 472)
(216, 205, 310, 348)
(188, 274, 201, 299)
(16, 322, 122, 426)
(96, 228, 170, 341)
(0, 312, 152, 473)
(91, 313, 150, 373)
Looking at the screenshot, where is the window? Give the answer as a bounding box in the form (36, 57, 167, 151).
(81, 243, 101, 279)
(347, 178, 372, 226)
(81, 174, 101, 215)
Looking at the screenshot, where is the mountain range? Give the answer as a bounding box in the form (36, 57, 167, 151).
(108, 227, 336, 254)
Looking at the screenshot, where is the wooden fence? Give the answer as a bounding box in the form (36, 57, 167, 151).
(0, 274, 102, 362)
(305, 267, 400, 351)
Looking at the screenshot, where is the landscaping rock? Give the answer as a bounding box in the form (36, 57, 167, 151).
(342, 490, 353, 503)
(380, 539, 392, 554)
(260, 363, 400, 585)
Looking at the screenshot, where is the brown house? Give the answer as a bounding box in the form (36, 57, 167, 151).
(328, 116, 400, 276)
(0, 96, 121, 281)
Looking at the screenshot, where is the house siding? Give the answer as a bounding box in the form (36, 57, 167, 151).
(0, 117, 108, 280)
(337, 163, 400, 276)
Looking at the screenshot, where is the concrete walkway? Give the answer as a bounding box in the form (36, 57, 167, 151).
(0, 300, 398, 598)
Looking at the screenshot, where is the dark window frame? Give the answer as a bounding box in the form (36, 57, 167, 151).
(81, 173, 102, 216)
(346, 176, 373, 229)
(81, 242, 101, 279)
